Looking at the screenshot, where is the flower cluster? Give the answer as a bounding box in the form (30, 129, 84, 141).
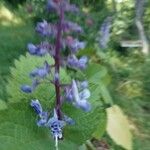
(98, 17, 112, 49)
(21, 0, 91, 149)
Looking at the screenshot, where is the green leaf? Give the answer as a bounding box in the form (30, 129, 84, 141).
(6, 54, 107, 145)
(99, 81, 113, 105)
(84, 64, 110, 85)
(106, 105, 132, 150)
(92, 111, 107, 139)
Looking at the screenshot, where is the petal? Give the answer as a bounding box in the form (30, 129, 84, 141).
(79, 89, 91, 99)
(78, 56, 88, 69)
(21, 85, 32, 93)
(72, 79, 80, 102)
(75, 100, 91, 112)
(37, 111, 48, 126)
(37, 118, 47, 126)
(30, 99, 43, 115)
(32, 79, 40, 90)
(64, 115, 75, 125)
(80, 80, 88, 89)
(30, 69, 39, 77)
(27, 43, 37, 55)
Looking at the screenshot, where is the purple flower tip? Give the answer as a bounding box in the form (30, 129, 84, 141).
(47, 109, 65, 139)
(67, 55, 88, 70)
(21, 85, 32, 93)
(30, 99, 43, 115)
(30, 61, 50, 78)
(37, 111, 48, 127)
(64, 115, 75, 125)
(75, 100, 91, 112)
(80, 81, 88, 89)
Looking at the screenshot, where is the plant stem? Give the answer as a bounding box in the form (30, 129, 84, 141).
(54, 4, 64, 120)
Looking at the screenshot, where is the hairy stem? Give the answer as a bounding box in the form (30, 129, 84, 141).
(54, 4, 64, 120)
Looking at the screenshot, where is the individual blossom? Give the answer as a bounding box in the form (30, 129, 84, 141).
(47, 0, 59, 12)
(46, 109, 65, 149)
(63, 115, 75, 125)
(66, 36, 86, 53)
(63, 21, 83, 33)
(36, 20, 57, 37)
(79, 80, 88, 89)
(30, 61, 50, 78)
(67, 55, 88, 70)
(65, 80, 91, 112)
(27, 42, 51, 56)
(21, 79, 39, 93)
(31, 100, 49, 126)
(99, 17, 112, 49)
(64, 86, 74, 102)
(62, 0, 79, 13)
(47, 0, 79, 14)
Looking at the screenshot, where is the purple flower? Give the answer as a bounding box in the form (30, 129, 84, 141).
(47, 0, 59, 12)
(30, 99, 43, 115)
(67, 55, 88, 70)
(47, 109, 65, 148)
(30, 100, 48, 127)
(21, 85, 32, 93)
(36, 20, 56, 37)
(21, 79, 39, 93)
(27, 42, 51, 56)
(64, 86, 73, 102)
(62, 0, 79, 13)
(66, 37, 86, 53)
(63, 115, 75, 125)
(63, 21, 83, 33)
(30, 61, 50, 78)
(78, 56, 88, 69)
(65, 80, 91, 112)
(99, 17, 112, 48)
(37, 111, 48, 127)
(80, 81, 88, 89)
(71, 80, 91, 112)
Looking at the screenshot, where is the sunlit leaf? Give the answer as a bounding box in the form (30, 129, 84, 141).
(106, 105, 132, 150)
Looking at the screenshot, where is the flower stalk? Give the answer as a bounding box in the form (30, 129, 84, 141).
(54, 4, 64, 120)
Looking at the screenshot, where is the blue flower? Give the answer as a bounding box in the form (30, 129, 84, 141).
(80, 81, 88, 89)
(46, 109, 65, 148)
(67, 39, 85, 53)
(65, 80, 91, 112)
(21, 85, 32, 93)
(21, 79, 39, 93)
(30, 100, 48, 127)
(63, 115, 75, 125)
(64, 86, 74, 102)
(78, 56, 88, 69)
(37, 111, 48, 127)
(27, 42, 50, 56)
(63, 21, 83, 33)
(35, 20, 56, 37)
(47, 0, 58, 12)
(67, 55, 88, 70)
(65, 4, 79, 13)
(30, 61, 50, 78)
(72, 80, 91, 112)
(30, 99, 43, 115)
(99, 17, 112, 49)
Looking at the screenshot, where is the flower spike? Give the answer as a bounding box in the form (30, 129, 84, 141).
(21, 0, 91, 148)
